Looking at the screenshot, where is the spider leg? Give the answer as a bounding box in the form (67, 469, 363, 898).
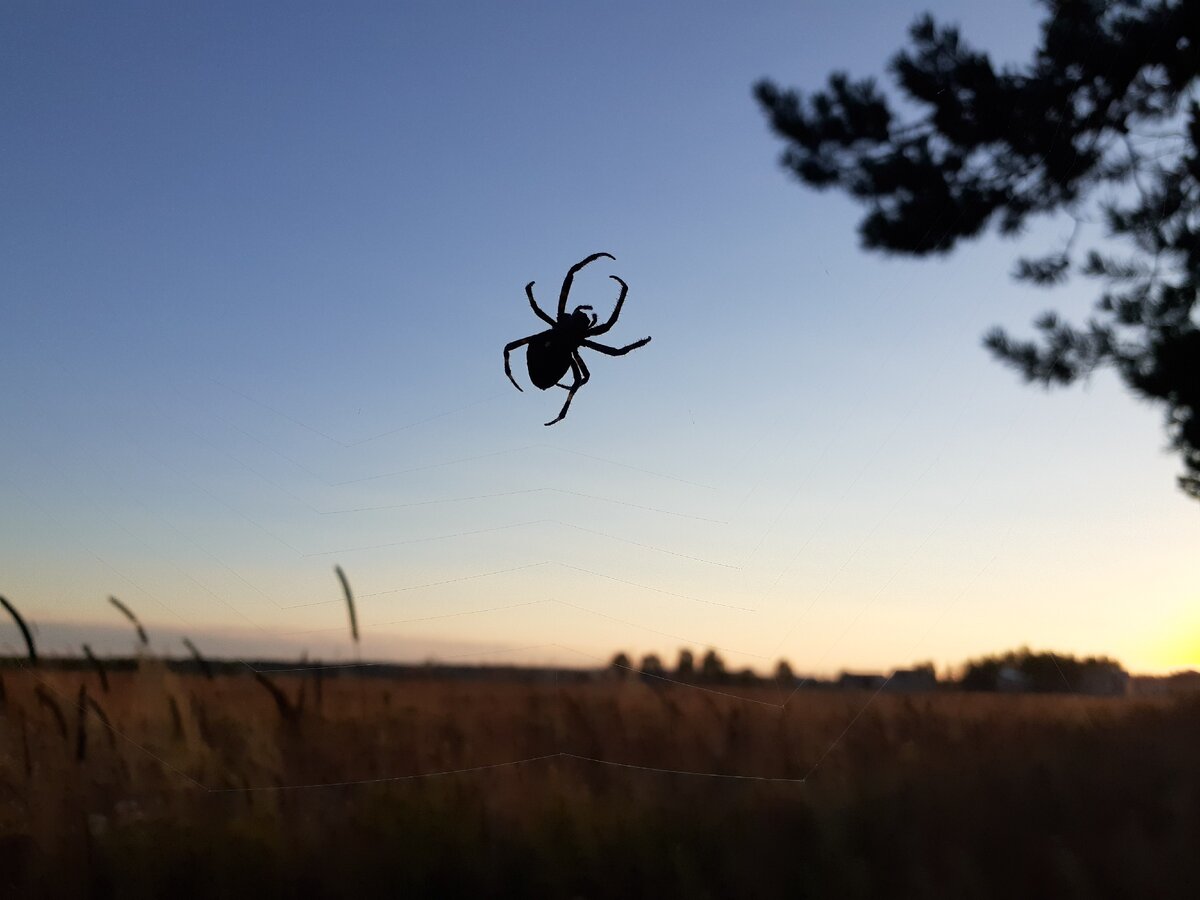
(503, 334, 537, 392)
(586, 275, 628, 336)
(581, 336, 651, 356)
(525, 282, 555, 326)
(545, 353, 590, 426)
(555, 352, 590, 389)
(558, 252, 615, 318)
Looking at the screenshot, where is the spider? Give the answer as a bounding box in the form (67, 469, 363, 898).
(504, 252, 652, 426)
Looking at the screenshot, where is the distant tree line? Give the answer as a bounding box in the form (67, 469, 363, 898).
(608, 648, 797, 687)
(608, 646, 1132, 695)
(958, 646, 1129, 693)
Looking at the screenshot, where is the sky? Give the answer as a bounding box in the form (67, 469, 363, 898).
(2, 0, 1197, 677)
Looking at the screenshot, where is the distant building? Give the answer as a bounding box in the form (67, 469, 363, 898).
(838, 672, 886, 691)
(886, 667, 938, 692)
(996, 665, 1032, 693)
(1078, 665, 1130, 697)
(1132, 670, 1200, 696)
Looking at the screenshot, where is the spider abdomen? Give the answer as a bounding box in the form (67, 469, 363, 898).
(526, 333, 574, 390)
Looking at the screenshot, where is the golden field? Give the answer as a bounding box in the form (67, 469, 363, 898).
(1, 662, 1197, 898)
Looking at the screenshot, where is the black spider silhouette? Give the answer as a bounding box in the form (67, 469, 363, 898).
(504, 252, 652, 426)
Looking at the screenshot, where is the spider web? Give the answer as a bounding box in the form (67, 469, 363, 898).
(3, 10, 1192, 875)
(4, 181, 1093, 796)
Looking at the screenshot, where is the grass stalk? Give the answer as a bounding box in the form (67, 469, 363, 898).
(182, 637, 214, 680)
(335, 565, 359, 644)
(108, 596, 149, 647)
(82, 644, 110, 693)
(34, 684, 68, 741)
(253, 670, 300, 725)
(1, 595, 37, 664)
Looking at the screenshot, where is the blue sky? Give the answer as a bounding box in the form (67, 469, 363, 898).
(3, 1, 1197, 675)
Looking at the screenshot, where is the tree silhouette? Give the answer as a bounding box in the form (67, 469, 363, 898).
(700, 649, 727, 683)
(639, 653, 666, 681)
(959, 646, 1128, 693)
(756, 0, 1200, 500)
(675, 648, 696, 679)
(608, 651, 633, 680)
(774, 659, 796, 686)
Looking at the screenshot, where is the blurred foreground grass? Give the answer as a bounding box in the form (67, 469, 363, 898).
(1, 664, 1197, 898)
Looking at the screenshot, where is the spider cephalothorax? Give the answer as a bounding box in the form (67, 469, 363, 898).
(503, 252, 652, 425)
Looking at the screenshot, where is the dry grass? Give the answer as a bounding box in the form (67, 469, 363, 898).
(0, 664, 1197, 897)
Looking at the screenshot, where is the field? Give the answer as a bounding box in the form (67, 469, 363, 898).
(1, 663, 1198, 898)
